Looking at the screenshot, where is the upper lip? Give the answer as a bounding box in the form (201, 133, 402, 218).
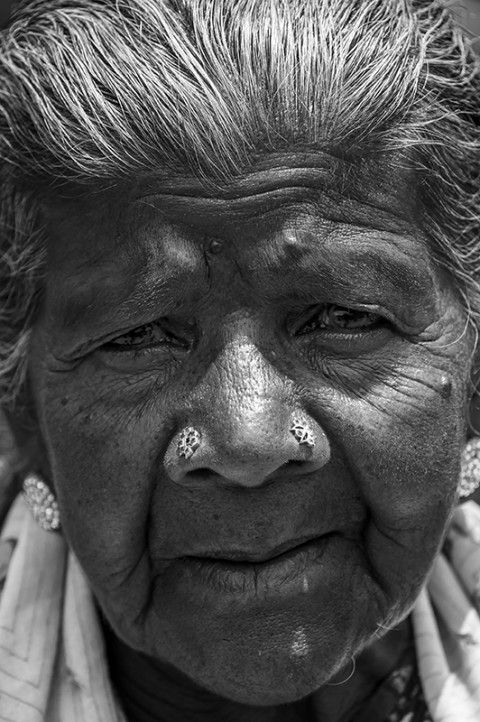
(189, 534, 325, 564)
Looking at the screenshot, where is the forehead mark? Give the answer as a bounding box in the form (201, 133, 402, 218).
(291, 628, 309, 658)
(207, 237, 225, 255)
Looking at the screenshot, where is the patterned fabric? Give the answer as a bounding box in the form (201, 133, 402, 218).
(351, 623, 432, 722)
(0, 498, 126, 722)
(412, 502, 480, 722)
(0, 497, 479, 721)
(383, 661, 432, 722)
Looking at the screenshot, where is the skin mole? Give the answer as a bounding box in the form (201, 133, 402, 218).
(207, 237, 225, 255)
(440, 377, 453, 400)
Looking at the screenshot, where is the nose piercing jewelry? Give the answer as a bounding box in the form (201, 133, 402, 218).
(22, 473, 61, 532)
(290, 417, 316, 448)
(177, 427, 202, 460)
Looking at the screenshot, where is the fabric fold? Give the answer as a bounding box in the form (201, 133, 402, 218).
(413, 501, 480, 722)
(0, 498, 124, 722)
(0, 498, 66, 722)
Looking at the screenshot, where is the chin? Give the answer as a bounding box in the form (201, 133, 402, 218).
(159, 620, 360, 707)
(194, 647, 355, 706)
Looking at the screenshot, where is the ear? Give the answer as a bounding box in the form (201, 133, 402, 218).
(1, 397, 50, 481)
(0, 409, 15, 459)
(464, 345, 480, 504)
(469, 343, 480, 438)
(0, 410, 23, 523)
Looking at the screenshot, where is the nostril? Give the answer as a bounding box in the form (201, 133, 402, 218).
(186, 468, 215, 481)
(278, 459, 310, 476)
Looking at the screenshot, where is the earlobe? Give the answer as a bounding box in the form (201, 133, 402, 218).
(459, 438, 480, 498)
(0, 410, 22, 525)
(0, 409, 15, 461)
(1, 396, 56, 525)
(1, 404, 49, 481)
(462, 349, 480, 504)
(469, 393, 480, 437)
(468, 348, 480, 438)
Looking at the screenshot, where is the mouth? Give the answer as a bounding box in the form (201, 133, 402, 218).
(190, 535, 325, 564)
(179, 533, 337, 596)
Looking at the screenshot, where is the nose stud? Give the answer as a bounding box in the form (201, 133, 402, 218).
(177, 427, 202, 459)
(177, 420, 315, 459)
(290, 417, 316, 448)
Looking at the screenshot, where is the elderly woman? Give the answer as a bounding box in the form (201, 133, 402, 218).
(0, 0, 480, 720)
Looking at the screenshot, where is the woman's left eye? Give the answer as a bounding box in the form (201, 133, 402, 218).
(295, 305, 385, 336)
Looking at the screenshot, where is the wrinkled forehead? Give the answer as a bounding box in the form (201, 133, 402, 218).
(38, 150, 435, 337)
(41, 149, 422, 257)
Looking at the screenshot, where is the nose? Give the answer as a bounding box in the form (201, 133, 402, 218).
(163, 341, 330, 488)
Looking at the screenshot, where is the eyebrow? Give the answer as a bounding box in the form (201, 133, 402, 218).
(51, 262, 136, 333)
(324, 234, 433, 298)
(49, 241, 206, 348)
(263, 226, 437, 325)
(48, 205, 435, 357)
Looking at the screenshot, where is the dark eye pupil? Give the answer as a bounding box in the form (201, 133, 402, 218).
(325, 308, 378, 329)
(106, 320, 190, 351)
(112, 323, 156, 347)
(298, 305, 381, 335)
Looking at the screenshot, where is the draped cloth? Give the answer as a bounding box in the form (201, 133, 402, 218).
(0, 498, 125, 721)
(0, 497, 480, 721)
(412, 501, 480, 722)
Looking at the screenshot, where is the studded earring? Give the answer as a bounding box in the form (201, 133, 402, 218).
(459, 438, 480, 498)
(22, 473, 61, 531)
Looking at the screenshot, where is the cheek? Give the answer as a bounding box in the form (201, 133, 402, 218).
(314, 362, 467, 618)
(351, 370, 464, 512)
(35, 379, 163, 615)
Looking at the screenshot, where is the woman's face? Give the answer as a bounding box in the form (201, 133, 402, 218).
(29, 153, 474, 704)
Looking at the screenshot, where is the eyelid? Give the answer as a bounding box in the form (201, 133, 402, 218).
(104, 322, 160, 347)
(103, 319, 191, 352)
(322, 303, 419, 333)
(292, 303, 397, 337)
(316, 306, 383, 334)
(62, 319, 178, 361)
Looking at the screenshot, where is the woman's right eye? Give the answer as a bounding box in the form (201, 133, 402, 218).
(103, 321, 189, 352)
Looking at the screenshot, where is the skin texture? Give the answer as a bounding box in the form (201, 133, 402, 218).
(23, 151, 475, 720)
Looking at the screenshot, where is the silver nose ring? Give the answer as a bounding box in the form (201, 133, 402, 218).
(177, 427, 202, 459)
(290, 417, 316, 448)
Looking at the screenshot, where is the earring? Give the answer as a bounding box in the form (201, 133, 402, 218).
(22, 473, 61, 531)
(459, 438, 480, 498)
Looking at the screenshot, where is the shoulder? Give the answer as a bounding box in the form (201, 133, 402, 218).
(447, 500, 480, 601)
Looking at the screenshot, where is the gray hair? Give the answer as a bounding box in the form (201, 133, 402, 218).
(0, 0, 479, 409)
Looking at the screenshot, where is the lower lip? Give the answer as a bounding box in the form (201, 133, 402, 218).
(179, 535, 336, 597)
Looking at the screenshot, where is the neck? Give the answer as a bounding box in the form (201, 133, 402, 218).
(101, 616, 413, 722)
(309, 619, 414, 722)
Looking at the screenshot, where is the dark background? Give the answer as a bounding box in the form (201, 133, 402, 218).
(0, 0, 14, 29)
